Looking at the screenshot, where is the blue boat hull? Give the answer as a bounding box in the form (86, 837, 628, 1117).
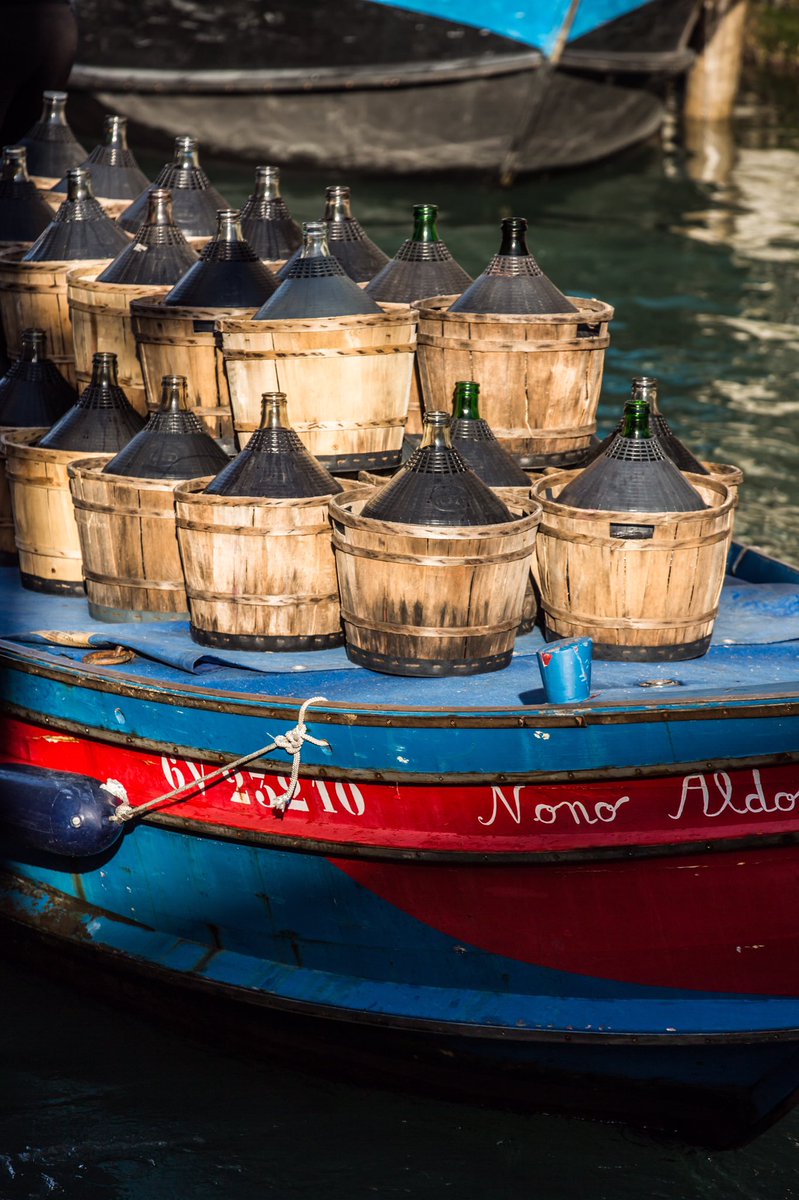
(2, 545, 799, 1143)
(4, 820, 799, 1147)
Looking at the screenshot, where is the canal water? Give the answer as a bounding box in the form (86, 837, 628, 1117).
(2, 79, 799, 1198)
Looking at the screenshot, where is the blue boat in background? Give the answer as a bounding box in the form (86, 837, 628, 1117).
(67, 0, 701, 175)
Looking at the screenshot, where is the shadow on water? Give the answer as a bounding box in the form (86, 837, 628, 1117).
(3, 952, 799, 1200)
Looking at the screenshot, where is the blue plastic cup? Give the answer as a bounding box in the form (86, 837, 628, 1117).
(537, 637, 593, 704)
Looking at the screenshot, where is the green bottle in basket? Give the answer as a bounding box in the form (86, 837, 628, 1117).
(557, 392, 706, 537)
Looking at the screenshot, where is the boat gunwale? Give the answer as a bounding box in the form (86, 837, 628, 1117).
(68, 52, 545, 95)
(67, 42, 696, 98)
(4, 698, 799, 789)
(2, 638, 799, 726)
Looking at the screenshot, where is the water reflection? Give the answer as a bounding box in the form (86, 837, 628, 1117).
(4, 959, 799, 1200)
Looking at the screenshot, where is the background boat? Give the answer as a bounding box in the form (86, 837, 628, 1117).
(67, 0, 701, 176)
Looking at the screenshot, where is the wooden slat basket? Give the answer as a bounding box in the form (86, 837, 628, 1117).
(32, 177, 62, 207)
(1, 429, 108, 593)
(68, 460, 190, 622)
(216, 306, 417, 473)
(0, 423, 46, 561)
(330, 487, 541, 676)
(415, 296, 614, 468)
(175, 479, 343, 650)
(356, 469, 539, 633)
(531, 470, 736, 661)
(703, 461, 744, 504)
(67, 268, 168, 417)
(131, 298, 248, 443)
(0, 250, 112, 388)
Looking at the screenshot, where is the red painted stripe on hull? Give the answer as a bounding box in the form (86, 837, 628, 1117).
(2, 717, 799, 855)
(3, 717, 799, 996)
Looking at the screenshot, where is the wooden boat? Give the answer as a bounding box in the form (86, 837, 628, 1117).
(67, 0, 701, 175)
(2, 539, 799, 1146)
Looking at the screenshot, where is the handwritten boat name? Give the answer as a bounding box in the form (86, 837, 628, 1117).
(160, 756, 798, 832)
(669, 770, 799, 821)
(478, 769, 799, 828)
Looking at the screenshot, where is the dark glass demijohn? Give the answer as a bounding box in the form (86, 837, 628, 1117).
(97, 189, 198, 286)
(15, 91, 87, 179)
(118, 136, 229, 238)
(256, 222, 382, 320)
(449, 381, 530, 487)
(366, 204, 472, 304)
(583, 378, 710, 475)
(0, 147, 54, 243)
(52, 115, 149, 200)
(279, 185, 388, 283)
(103, 375, 229, 480)
(641, 376, 709, 474)
(449, 217, 576, 315)
(556, 393, 707, 526)
(360, 410, 514, 526)
(205, 391, 342, 498)
(164, 209, 278, 308)
(239, 167, 302, 262)
(39, 352, 145, 451)
(0, 329, 76, 426)
(23, 168, 130, 262)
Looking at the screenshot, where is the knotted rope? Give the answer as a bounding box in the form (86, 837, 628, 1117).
(108, 695, 330, 824)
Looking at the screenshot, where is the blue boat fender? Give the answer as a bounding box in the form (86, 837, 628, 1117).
(0, 763, 125, 857)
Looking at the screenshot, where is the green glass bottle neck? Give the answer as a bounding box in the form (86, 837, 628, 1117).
(412, 205, 440, 244)
(621, 399, 652, 439)
(452, 382, 481, 420)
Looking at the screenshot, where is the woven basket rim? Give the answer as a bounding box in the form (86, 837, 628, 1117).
(414, 294, 614, 324)
(330, 487, 542, 539)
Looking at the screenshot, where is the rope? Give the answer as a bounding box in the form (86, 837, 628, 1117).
(109, 695, 330, 824)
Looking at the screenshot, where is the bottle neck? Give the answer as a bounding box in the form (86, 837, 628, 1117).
(420, 412, 454, 450)
(324, 187, 352, 223)
(631, 376, 659, 415)
(145, 189, 175, 228)
(621, 399, 652, 439)
(452, 382, 480, 421)
(301, 222, 330, 259)
(160, 375, 187, 413)
(260, 392, 289, 429)
(41, 91, 68, 128)
(20, 331, 45, 362)
(174, 138, 199, 171)
(66, 168, 93, 203)
(103, 116, 128, 151)
(1, 149, 29, 183)
(498, 218, 530, 258)
(412, 205, 439, 244)
(214, 209, 244, 245)
(253, 167, 280, 201)
(91, 354, 119, 390)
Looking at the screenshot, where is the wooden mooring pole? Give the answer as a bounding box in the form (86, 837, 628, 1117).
(684, 0, 749, 121)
